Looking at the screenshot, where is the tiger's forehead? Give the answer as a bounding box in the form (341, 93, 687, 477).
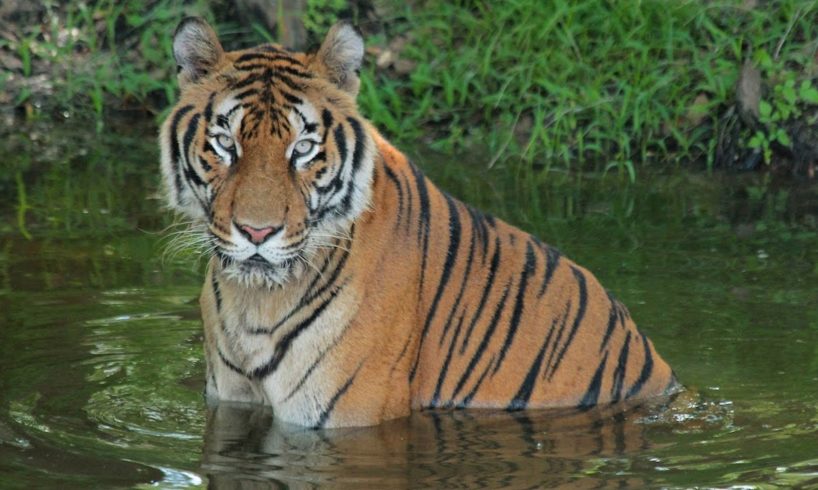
(209, 94, 321, 144)
(205, 45, 320, 140)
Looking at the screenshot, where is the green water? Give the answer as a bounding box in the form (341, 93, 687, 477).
(1, 119, 818, 488)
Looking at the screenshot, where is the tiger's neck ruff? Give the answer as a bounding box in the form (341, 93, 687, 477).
(160, 18, 678, 428)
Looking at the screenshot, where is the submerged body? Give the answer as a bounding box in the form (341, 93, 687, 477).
(161, 18, 677, 428)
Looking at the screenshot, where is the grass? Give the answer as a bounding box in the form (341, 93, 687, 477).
(1, 0, 212, 120)
(357, 0, 818, 174)
(3, 0, 818, 175)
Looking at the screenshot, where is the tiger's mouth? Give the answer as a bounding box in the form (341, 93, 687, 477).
(240, 254, 297, 271)
(217, 251, 301, 288)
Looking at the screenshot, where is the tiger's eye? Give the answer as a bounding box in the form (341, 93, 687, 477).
(216, 134, 235, 150)
(294, 140, 316, 156)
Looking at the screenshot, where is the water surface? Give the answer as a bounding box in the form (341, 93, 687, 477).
(1, 119, 817, 488)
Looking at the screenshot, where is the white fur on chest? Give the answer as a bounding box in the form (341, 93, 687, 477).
(213, 274, 357, 425)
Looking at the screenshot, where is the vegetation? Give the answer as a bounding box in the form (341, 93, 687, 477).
(0, 0, 211, 121)
(359, 0, 818, 175)
(2, 0, 817, 174)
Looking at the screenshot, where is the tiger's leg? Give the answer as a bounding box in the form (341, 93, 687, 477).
(200, 268, 266, 405)
(202, 338, 265, 404)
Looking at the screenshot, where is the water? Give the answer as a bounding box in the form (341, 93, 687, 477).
(2, 118, 818, 488)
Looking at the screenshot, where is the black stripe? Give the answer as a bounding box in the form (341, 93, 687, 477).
(230, 72, 264, 90)
(313, 362, 364, 429)
(492, 240, 537, 375)
(235, 88, 259, 100)
(283, 327, 347, 403)
(250, 281, 346, 379)
(409, 163, 432, 291)
(235, 63, 313, 80)
(318, 124, 346, 200)
(321, 109, 334, 132)
(430, 310, 465, 406)
(459, 235, 501, 354)
(217, 348, 246, 377)
(451, 280, 512, 400)
(225, 104, 243, 118)
(577, 351, 609, 410)
(402, 171, 414, 234)
(382, 163, 404, 228)
(281, 91, 303, 105)
(506, 333, 550, 411)
(409, 194, 462, 383)
(292, 106, 308, 127)
(438, 203, 477, 347)
(234, 52, 299, 64)
(198, 156, 212, 173)
(467, 206, 490, 264)
(546, 266, 589, 380)
(180, 114, 211, 213)
(211, 272, 222, 312)
(541, 300, 573, 380)
(337, 117, 366, 214)
(168, 105, 195, 201)
(249, 247, 350, 336)
(538, 245, 561, 298)
(303, 240, 343, 293)
(346, 118, 365, 172)
(181, 112, 201, 159)
(457, 354, 496, 408)
(203, 93, 215, 122)
(599, 292, 622, 353)
(202, 141, 218, 158)
(389, 330, 414, 377)
(610, 331, 632, 403)
(271, 71, 304, 91)
(234, 60, 305, 75)
(215, 115, 230, 129)
(625, 333, 654, 399)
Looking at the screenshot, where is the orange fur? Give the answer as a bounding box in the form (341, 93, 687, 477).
(160, 18, 678, 428)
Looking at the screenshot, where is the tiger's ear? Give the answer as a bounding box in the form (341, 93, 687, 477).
(173, 17, 224, 88)
(312, 22, 364, 96)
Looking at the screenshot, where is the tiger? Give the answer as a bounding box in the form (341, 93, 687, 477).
(159, 17, 679, 429)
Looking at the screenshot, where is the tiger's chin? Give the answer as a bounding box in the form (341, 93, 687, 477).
(218, 255, 306, 290)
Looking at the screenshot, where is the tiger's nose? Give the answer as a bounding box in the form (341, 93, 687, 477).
(236, 222, 281, 244)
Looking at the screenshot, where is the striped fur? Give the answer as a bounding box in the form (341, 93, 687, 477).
(159, 18, 679, 428)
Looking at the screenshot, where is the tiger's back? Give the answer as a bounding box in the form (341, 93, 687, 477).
(160, 17, 678, 428)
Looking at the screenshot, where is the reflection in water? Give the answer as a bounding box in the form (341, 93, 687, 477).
(202, 400, 680, 488)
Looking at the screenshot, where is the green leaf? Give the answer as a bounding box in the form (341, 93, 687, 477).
(781, 83, 797, 105)
(775, 129, 791, 147)
(799, 83, 818, 105)
(759, 100, 772, 119)
(748, 132, 765, 149)
(753, 49, 773, 70)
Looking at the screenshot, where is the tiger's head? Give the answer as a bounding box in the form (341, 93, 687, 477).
(160, 18, 374, 288)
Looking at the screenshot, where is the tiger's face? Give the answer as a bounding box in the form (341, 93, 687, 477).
(160, 19, 374, 288)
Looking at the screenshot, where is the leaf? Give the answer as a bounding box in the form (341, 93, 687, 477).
(753, 49, 773, 70)
(758, 100, 772, 119)
(748, 132, 764, 149)
(799, 83, 818, 105)
(781, 83, 797, 105)
(775, 129, 791, 147)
